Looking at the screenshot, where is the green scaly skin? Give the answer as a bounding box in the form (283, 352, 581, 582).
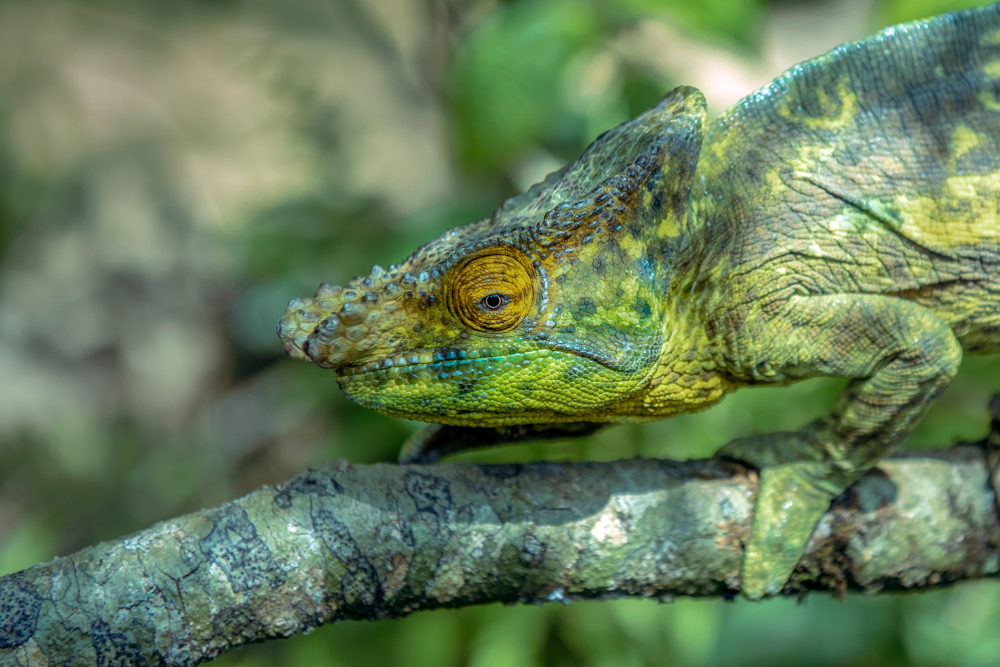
(279, 4, 1000, 599)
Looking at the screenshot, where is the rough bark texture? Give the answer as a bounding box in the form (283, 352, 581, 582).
(3, 424, 1000, 666)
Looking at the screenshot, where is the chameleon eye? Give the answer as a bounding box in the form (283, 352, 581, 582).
(481, 294, 505, 311)
(449, 248, 535, 332)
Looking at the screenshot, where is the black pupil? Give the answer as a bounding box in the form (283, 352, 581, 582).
(482, 294, 504, 311)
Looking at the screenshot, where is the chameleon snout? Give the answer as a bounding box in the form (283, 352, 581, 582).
(278, 263, 427, 370)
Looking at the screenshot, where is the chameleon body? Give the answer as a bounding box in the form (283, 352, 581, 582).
(279, 4, 1000, 598)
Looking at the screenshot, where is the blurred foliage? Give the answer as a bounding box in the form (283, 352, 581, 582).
(1, 0, 999, 666)
(878, 0, 993, 25)
(614, 0, 766, 47)
(450, 0, 765, 169)
(450, 0, 608, 166)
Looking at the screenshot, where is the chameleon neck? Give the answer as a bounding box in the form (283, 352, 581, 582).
(608, 211, 736, 420)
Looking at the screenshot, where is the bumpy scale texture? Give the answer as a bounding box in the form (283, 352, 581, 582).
(280, 4, 1000, 598)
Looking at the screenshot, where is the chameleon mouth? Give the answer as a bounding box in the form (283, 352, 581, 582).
(332, 345, 646, 424)
(334, 348, 536, 379)
(332, 340, 619, 381)
(333, 349, 475, 378)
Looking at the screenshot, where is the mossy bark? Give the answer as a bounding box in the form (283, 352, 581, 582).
(3, 433, 1000, 666)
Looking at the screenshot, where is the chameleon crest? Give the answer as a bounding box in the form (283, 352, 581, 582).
(279, 87, 706, 425)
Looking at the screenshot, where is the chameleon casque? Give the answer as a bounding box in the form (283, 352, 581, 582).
(279, 4, 1000, 599)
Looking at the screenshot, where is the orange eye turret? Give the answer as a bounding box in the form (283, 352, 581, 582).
(449, 248, 536, 333)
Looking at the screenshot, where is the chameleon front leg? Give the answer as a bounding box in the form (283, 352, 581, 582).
(718, 294, 963, 599)
(399, 421, 604, 464)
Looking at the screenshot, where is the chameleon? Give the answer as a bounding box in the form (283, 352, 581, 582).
(278, 3, 1000, 599)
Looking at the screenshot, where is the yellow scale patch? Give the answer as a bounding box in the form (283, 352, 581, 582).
(609, 276, 641, 328)
(950, 124, 982, 163)
(977, 90, 1000, 112)
(618, 229, 646, 260)
(777, 75, 859, 132)
(982, 27, 1000, 47)
(895, 186, 1000, 249)
(984, 59, 1000, 79)
(650, 188, 683, 239)
(895, 124, 1000, 249)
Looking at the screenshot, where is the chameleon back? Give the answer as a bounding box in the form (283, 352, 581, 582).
(695, 5, 1000, 353)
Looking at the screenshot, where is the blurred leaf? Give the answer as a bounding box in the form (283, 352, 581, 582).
(238, 196, 388, 282)
(668, 599, 722, 665)
(877, 0, 992, 26)
(609, 0, 766, 49)
(468, 605, 549, 667)
(903, 582, 1000, 667)
(621, 65, 673, 120)
(448, 0, 766, 171)
(0, 516, 56, 577)
(449, 0, 607, 169)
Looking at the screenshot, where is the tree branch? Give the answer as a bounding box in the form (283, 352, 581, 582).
(3, 401, 1000, 666)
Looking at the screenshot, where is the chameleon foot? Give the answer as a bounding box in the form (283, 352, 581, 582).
(740, 461, 848, 599)
(720, 431, 859, 599)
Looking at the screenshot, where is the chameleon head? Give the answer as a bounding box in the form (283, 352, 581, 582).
(278, 86, 707, 425)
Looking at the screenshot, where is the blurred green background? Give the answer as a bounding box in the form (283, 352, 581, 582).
(1, 0, 999, 665)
